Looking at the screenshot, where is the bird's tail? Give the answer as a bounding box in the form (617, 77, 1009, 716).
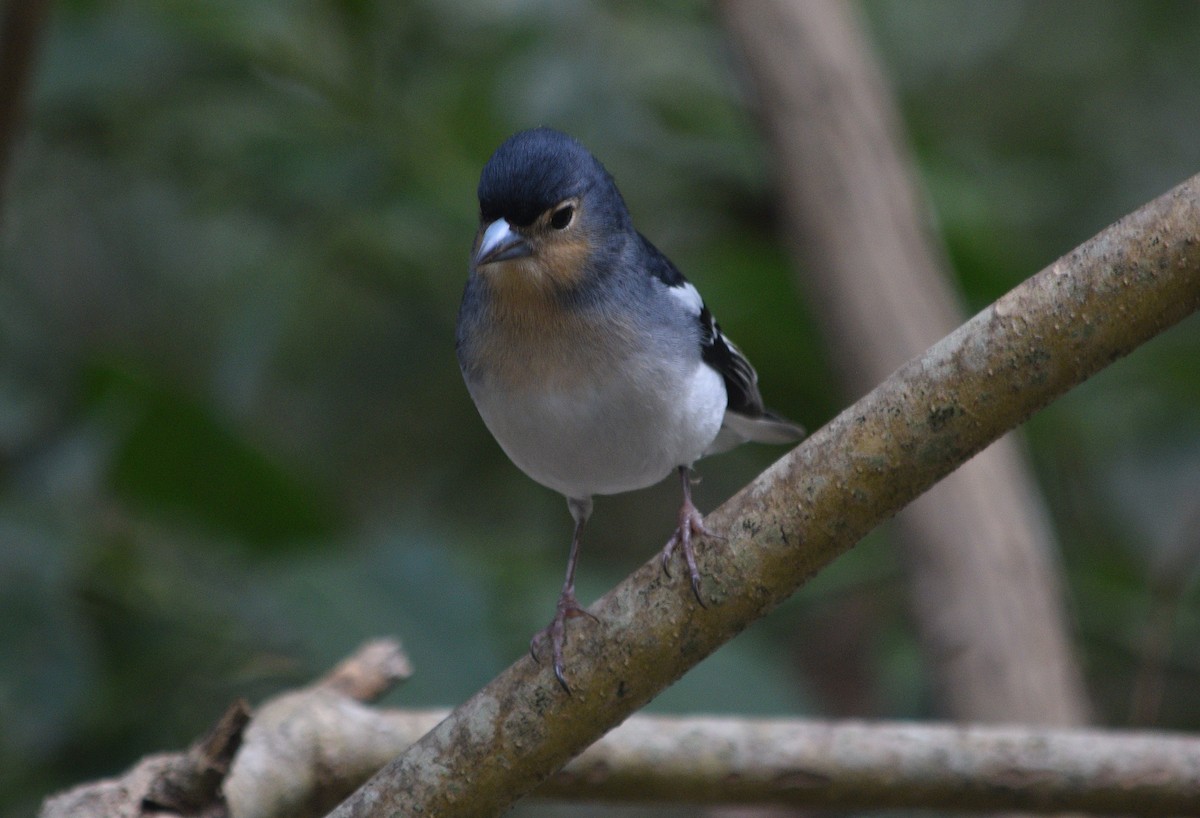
(706, 409, 805, 455)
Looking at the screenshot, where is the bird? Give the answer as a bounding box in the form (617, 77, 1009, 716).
(456, 127, 804, 691)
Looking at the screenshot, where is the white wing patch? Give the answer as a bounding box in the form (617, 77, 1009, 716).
(666, 281, 704, 316)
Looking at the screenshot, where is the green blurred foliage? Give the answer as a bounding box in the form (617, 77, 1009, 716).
(1, 1, 1198, 815)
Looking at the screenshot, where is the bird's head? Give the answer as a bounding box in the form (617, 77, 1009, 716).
(472, 128, 631, 297)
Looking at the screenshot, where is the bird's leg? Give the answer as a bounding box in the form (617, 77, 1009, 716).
(661, 465, 723, 606)
(531, 497, 597, 692)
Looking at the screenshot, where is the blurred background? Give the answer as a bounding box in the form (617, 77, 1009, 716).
(2, 1, 1199, 815)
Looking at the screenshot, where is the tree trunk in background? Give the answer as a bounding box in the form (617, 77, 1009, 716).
(718, 0, 1090, 726)
(0, 0, 52, 219)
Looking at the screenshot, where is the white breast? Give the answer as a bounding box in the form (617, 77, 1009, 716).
(469, 357, 726, 500)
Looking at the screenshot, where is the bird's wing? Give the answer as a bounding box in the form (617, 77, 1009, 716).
(640, 234, 805, 452)
(639, 234, 766, 418)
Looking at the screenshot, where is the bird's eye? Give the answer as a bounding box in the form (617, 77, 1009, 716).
(549, 204, 575, 230)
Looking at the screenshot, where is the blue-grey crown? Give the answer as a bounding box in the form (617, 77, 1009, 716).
(477, 128, 630, 230)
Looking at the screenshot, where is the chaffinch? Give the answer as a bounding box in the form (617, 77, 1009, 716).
(456, 127, 804, 690)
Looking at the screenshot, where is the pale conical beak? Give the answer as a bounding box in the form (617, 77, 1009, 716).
(474, 218, 532, 267)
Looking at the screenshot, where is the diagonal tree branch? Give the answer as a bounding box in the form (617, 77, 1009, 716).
(327, 176, 1200, 817)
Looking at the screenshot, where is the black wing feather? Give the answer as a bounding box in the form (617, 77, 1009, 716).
(640, 234, 766, 418)
(697, 305, 765, 418)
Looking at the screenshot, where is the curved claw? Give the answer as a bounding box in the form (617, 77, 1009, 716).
(661, 500, 722, 607)
(689, 570, 707, 609)
(529, 592, 597, 694)
(553, 662, 571, 694)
